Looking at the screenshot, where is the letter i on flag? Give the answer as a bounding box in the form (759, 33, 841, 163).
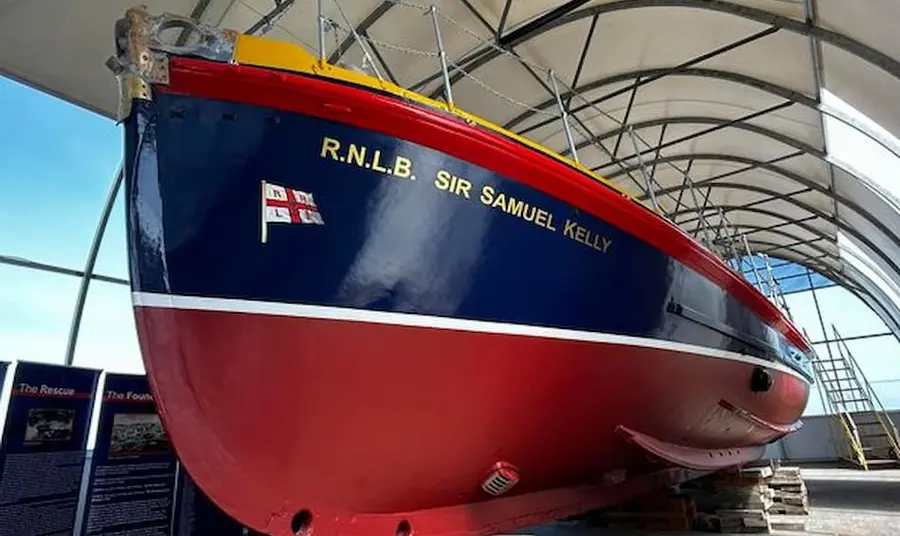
(261, 180, 325, 243)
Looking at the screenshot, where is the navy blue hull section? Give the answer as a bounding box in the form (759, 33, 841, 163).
(125, 95, 812, 379)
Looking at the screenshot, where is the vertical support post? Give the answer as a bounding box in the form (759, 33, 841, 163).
(672, 156, 691, 214)
(64, 165, 124, 366)
(333, 0, 382, 80)
(762, 253, 789, 318)
(626, 126, 658, 211)
(685, 174, 712, 247)
(719, 209, 741, 270)
(759, 253, 778, 301)
(713, 214, 725, 244)
(742, 234, 765, 294)
(317, 0, 326, 64)
(612, 76, 641, 158)
(549, 69, 579, 164)
(709, 211, 726, 259)
(430, 5, 453, 107)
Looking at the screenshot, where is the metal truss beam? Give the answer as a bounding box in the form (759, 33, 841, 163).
(498, 0, 595, 46)
(654, 162, 900, 285)
(688, 211, 822, 241)
(584, 113, 824, 164)
(814, 332, 892, 345)
(506, 67, 900, 162)
(677, 200, 815, 230)
(0, 254, 128, 286)
(362, 28, 399, 84)
(704, 224, 835, 260)
(457, 0, 496, 35)
(565, 26, 780, 117)
(663, 188, 900, 281)
(611, 153, 811, 192)
(746, 238, 826, 262)
(604, 152, 900, 257)
(507, 67, 815, 133)
(424, 0, 900, 106)
(64, 165, 124, 366)
(246, 0, 296, 35)
(405, 2, 900, 163)
(328, 1, 394, 63)
(566, 14, 599, 109)
(688, 215, 832, 252)
(511, 48, 653, 198)
(496, 0, 514, 39)
(803, 0, 840, 239)
(743, 242, 834, 275)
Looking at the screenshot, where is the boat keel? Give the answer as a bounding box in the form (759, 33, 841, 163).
(616, 425, 765, 471)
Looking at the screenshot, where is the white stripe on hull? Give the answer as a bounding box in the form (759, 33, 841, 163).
(132, 291, 812, 382)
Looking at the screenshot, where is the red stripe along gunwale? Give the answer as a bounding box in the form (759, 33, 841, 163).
(157, 56, 809, 352)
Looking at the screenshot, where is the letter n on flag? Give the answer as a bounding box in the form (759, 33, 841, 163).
(261, 180, 324, 243)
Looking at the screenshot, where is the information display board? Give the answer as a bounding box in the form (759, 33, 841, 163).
(172, 464, 247, 536)
(0, 361, 100, 536)
(79, 373, 178, 535)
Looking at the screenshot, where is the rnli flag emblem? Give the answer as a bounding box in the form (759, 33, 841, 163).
(261, 180, 324, 243)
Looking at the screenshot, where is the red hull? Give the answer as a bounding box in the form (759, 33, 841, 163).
(133, 301, 808, 535)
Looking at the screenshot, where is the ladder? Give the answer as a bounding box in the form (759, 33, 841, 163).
(810, 325, 900, 469)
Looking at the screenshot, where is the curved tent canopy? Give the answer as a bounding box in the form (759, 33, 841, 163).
(3, 0, 900, 331)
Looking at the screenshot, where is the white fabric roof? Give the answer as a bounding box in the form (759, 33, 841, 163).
(3, 0, 900, 328)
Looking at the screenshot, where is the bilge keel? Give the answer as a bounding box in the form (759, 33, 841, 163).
(110, 6, 813, 536)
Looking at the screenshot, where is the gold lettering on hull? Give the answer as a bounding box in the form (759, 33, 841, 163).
(480, 185, 557, 232)
(434, 170, 472, 199)
(563, 219, 612, 253)
(319, 136, 416, 180)
(318, 137, 614, 256)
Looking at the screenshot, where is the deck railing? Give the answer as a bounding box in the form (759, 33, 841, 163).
(246, 0, 792, 313)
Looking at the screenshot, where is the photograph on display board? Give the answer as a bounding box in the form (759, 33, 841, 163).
(109, 413, 169, 457)
(23, 408, 75, 444)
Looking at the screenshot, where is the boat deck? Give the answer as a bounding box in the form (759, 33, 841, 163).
(517, 467, 900, 536)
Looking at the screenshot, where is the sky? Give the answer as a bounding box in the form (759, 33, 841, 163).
(0, 76, 141, 374)
(1, 74, 900, 415)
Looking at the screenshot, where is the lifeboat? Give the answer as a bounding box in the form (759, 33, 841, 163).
(110, 6, 812, 536)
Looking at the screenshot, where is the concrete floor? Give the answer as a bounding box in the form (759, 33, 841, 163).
(801, 468, 900, 536)
(520, 468, 900, 536)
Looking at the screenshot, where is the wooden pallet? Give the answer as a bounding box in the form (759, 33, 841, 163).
(686, 464, 810, 533)
(588, 464, 810, 533)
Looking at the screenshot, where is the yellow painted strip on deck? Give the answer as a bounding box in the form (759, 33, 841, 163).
(232, 34, 649, 208)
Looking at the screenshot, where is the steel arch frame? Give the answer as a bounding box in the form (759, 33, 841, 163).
(416, 0, 900, 100)
(500, 67, 900, 162)
(678, 206, 829, 239)
(687, 223, 837, 261)
(741, 239, 833, 274)
(506, 67, 814, 133)
(602, 152, 900, 250)
(646, 183, 900, 281)
(583, 115, 825, 161)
